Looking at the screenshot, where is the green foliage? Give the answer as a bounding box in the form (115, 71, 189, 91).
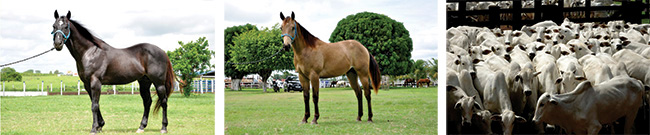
(329, 12, 414, 76)
(167, 37, 215, 97)
(1, 67, 22, 82)
(54, 70, 60, 75)
(224, 24, 257, 80)
(229, 24, 294, 72)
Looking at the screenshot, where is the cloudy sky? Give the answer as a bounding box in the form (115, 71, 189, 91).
(224, 0, 440, 62)
(0, 0, 215, 73)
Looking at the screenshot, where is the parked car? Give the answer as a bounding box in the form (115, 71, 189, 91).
(284, 76, 303, 92)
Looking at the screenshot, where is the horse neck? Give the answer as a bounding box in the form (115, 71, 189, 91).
(291, 28, 323, 57)
(65, 25, 99, 62)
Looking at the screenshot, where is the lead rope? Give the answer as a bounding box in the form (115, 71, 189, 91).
(0, 47, 55, 68)
(226, 47, 284, 65)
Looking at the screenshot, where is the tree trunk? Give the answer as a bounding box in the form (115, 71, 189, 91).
(259, 69, 272, 93)
(231, 79, 242, 91)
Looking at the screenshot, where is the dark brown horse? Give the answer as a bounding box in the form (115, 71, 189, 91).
(51, 10, 174, 134)
(404, 78, 416, 87)
(280, 12, 381, 124)
(417, 79, 431, 88)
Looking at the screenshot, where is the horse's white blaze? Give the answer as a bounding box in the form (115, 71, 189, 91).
(58, 20, 63, 26)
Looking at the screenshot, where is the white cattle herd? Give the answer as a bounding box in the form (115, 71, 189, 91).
(447, 18, 650, 134)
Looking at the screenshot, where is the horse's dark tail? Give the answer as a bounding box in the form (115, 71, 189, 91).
(154, 57, 175, 114)
(368, 53, 381, 94)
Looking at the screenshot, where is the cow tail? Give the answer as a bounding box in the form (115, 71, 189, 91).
(368, 53, 381, 94)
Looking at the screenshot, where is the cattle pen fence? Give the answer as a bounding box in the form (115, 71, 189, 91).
(447, 0, 650, 29)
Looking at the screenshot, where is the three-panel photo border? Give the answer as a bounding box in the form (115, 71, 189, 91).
(2, 0, 649, 134)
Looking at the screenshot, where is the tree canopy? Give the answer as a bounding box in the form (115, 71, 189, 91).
(167, 37, 214, 96)
(329, 12, 414, 76)
(1, 67, 22, 82)
(225, 24, 258, 80)
(229, 24, 294, 92)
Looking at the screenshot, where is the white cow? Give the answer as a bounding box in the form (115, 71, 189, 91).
(578, 55, 614, 84)
(447, 85, 483, 133)
(473, 64, 526, 135)
(555, 55, 587, 94)
(533, 53, 560, 94)
(613, 49, 650, 85)
(533, 76, 645, 134)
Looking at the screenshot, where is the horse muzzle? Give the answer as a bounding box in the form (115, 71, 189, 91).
(54, 42, 63, 51)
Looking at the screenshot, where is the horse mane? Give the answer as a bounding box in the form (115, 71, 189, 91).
(68, 19, 103, 48)
(296, 21, 319, 48)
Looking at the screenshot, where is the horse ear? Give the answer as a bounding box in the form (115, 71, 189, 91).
(280, 12, 285, 20)
(291, 11, 295, 20)
(54, 10, 59, 19)
(66, 10, 71, 19)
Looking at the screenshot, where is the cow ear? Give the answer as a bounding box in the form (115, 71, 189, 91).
(473, 59, 480, 64)
(496, 33, 504, 37)
(518, 44, 526, 50)
(280, 12, 285, 20)
(533, 71, 541, 77)
(54, 10, 59, 19)
(454, 101, 462, 110)
(504, 54, 512, 62)
(506, 46, 514, 52)
(482, 49, 492, 55)
(514, 32, 522, 37)
(291, 11, 295, 20)
(555, 78, 563, 84)
(66, 11, 71, 19)
(447, 85, 458, 92)
(623, 41, 631, 46)
(537, 45, 545, 51)
(515, 115, 527, 123)
(550, 99, 558, 105)
(576, 76, 587, 81)
(473, 100, 483, 110)
(515, 75, 522, 82)
(620, 36, 628, 41)
(491, 114, 502, 121)
(587, 43, 593, 49)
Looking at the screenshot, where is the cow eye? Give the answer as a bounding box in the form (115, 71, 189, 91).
(539, 103, 545, 107)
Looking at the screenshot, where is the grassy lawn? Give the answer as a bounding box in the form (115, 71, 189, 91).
(1, 93, 214, 134)
(225, 87, 437, 134)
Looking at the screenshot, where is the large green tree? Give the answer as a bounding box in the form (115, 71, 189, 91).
(329, 12, 414, 76)
(1, 67, 22, 82)
(229, 24, 294, 92)
(224, 24, 257, 91)
(167, 37, 214, 97)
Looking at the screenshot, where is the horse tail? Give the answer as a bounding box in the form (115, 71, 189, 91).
(368, 53, 381, 94)
(154, 56, 175, 114)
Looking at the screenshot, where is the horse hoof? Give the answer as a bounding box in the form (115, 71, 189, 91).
(368, 120, 374, 123)
(136, 129, 145, 133)
(311, 121, 318, 125)
(90, 132, 96, 135)
(160, 130, 168, 133)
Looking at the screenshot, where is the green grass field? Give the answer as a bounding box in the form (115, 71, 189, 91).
(1, 93, 214, 134)
(225, 87, 437, 134)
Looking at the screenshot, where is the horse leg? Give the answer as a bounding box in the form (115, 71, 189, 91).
(136, 79, 152, 133)
(309, 74, 320, 124)
(89, 76, 104, 133)
(154, 84, 169, 133)
(346, 71, 363, 121)
(298, 74, 311, 124)
(359, 75, 373, 122)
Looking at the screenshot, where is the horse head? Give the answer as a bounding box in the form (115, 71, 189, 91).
(52, 10, 72, 51)
(279, 11, 297, 50)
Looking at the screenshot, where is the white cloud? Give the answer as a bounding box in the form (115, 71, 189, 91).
(0, 0, 215, 73)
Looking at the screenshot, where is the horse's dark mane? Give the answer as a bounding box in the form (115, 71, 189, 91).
(68, 19, 103, 48)
(296, 21, 319, 47)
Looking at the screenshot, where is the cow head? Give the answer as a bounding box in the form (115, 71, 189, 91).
(533, 93, 558, 124)
(455, 95, 482, 126)
(491, 110, 526, 135)
(473, 110, 493, 134)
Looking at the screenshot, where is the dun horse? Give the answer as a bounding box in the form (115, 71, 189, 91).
(279, 12, 381, 124)
(51, 10, 174, 134)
